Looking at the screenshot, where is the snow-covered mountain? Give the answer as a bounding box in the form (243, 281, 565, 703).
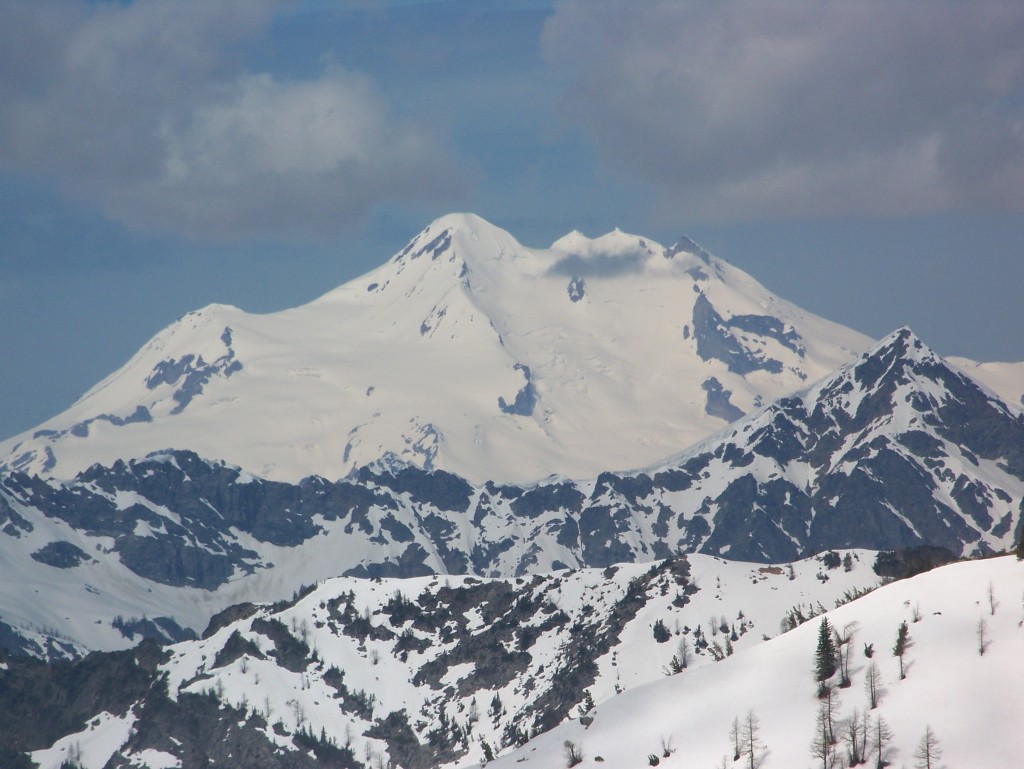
(8, 551, 883, 769)
(3, 210, 1024, 769)
(0, 213, 870, 485)
(2, 326, 1021, 659)
(9, 552, 1023, 769)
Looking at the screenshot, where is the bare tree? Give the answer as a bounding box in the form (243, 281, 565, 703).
(977, 616, 988, 656)
(730, 716, 742, 761)
(836, 622, 858, 687)
(822, 688, 840, 746)
(810, 703, 837, 769)
(988, 581, 997, 615)
(740, 710, 766, 769)
(563, 740, 584, 768)
(870, 714, 893, 769)
(864, 661, 882, 709)
(660, 735, 673, 758)
(913, 725, 942, 769)
(844, 707, 865, 767)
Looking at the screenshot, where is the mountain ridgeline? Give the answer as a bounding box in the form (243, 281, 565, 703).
(2, 327, 1022, 657)
(0, 213, 871, 485)
(0, 552, 885, 769)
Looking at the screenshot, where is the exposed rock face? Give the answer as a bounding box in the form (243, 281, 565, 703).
(1, 328, 1021, 658)
(2, 552, 879, 769)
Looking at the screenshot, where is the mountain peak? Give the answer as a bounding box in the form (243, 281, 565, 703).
(665, 234, 713, 263)
(391, 212, 523, 267)
(802, 325, 944, 412)
(0, 213, 874, 484)
(550, 226, 654, 255)
(855, 325, 937, 370)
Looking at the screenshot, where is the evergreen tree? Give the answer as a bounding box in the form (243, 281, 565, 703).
(815, 617, 839, 692)
(892, 621, 910, 680)
(577, 691, 595, 718)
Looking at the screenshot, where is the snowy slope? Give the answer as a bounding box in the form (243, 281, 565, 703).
(17, 553, 1024, 769)
(484, 554, 1024, 769)
(0, 213, 870, 485)
(949, 356, 1024, 412)
(19, 551, 884, 769)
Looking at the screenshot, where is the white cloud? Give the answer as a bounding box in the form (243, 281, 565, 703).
(0, 0, 460, 240)
(542, 0, 1024, 221)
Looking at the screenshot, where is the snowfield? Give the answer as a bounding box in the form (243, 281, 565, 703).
(0, 213, 870, 485)
(483, 555, 1024, 769)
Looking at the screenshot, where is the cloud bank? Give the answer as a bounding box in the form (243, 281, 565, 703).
(543, 0, 1024, 221)
(0, 0, 460, 241)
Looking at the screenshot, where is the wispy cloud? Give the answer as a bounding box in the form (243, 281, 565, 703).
(0, 0, 462, 241)
(543, 0, 1024, 221)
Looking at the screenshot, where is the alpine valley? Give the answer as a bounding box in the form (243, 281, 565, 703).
(1, 214, 1023, 769)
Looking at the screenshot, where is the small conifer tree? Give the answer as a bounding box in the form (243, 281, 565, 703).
(892, 620, 910, 680)
(577, 691, 595, 718)
(815, 617, 839, 693)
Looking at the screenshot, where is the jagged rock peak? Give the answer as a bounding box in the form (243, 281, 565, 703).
(664, 234, 713, 263)
(862, 325, 930, 359)
(830, 326, 943, 392)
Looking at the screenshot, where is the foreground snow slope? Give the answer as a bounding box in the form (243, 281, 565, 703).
(1, 213, 870, 484)
(485, 555, 1024, 769)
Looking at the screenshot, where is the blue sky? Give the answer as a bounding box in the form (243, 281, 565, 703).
(2, 0, 1024, 440)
